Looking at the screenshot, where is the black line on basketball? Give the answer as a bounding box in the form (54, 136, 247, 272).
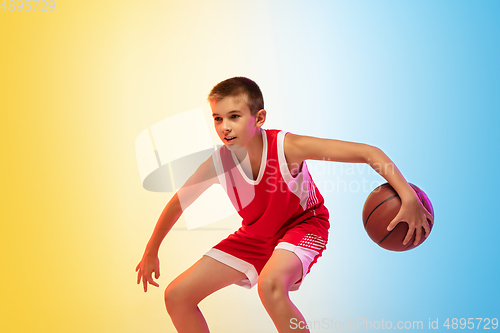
(377, 226, 396, 245)
(364, 194, 398, 228)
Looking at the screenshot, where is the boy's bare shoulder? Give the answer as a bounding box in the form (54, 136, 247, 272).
(283, 132, 372, 164)
(283, 132, 310, 166)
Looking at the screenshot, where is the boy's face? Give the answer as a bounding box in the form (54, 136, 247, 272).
(210, 96, 265, 149)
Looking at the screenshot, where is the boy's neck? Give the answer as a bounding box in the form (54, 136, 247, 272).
(234, 127, 263, 163)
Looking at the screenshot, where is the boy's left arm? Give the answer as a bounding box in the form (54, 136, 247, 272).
(285, 133, 434, 246)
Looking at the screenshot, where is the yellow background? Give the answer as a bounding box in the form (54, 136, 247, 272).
(1, 1, 283, 332)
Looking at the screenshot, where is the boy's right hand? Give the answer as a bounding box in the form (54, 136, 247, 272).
(135, 254, 160, 292)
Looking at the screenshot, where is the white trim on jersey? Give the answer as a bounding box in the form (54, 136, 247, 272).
(277, 131, 315, 211)
(230, 129, 268, 185)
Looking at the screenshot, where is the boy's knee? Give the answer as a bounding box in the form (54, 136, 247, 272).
(164, 283, 186, 313)
(257, 275, 288, 303)
(164, 282, 201, 314)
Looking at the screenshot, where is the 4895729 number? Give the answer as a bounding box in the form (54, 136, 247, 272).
(1, 0, 55, 11)
(443, 318, 498, 330)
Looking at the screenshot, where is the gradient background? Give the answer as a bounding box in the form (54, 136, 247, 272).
(1, 1, 499, 332)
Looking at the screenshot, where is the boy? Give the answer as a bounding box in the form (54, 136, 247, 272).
(136, 77, 433, 333)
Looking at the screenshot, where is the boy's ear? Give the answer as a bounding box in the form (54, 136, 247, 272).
(255, 109, 266, 127)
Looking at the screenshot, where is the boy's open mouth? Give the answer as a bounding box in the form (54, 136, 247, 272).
(225, 136, 236, 142)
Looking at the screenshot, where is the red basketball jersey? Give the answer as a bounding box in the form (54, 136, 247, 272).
(212, 129, 329, 243)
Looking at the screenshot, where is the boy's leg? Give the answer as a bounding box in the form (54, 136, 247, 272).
(258, 249, 310, 333)
(165, 255, 247, 333)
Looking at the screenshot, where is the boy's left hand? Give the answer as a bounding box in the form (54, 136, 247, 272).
(386, 197, 434, 246)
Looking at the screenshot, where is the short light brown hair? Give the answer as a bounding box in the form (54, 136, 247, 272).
(207, 77, 264, 115)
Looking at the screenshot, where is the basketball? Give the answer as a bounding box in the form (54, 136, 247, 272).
(362, 183, 434, 251)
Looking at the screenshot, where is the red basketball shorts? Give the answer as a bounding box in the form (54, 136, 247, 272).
(204, 213, 329, 291)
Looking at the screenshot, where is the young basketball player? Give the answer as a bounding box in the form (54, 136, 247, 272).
(136, 77, 434, 333)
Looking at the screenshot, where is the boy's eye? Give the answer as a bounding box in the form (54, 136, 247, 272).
(213, 115, 239, 121)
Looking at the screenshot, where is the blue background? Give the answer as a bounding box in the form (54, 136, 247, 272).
(260, 1, 499, 331)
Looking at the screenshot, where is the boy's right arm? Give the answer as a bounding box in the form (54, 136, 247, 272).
(136, 155, 219, 292)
